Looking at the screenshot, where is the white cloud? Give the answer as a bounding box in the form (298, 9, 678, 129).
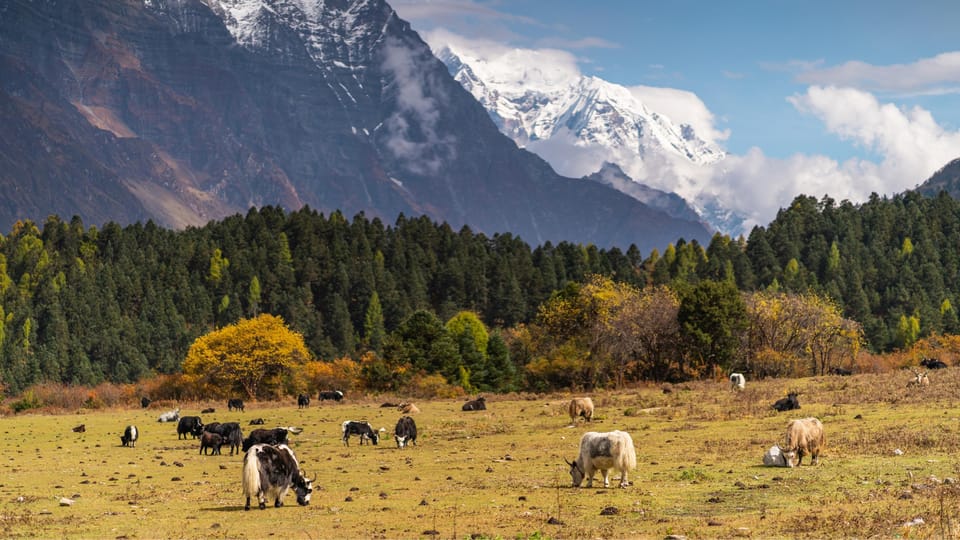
(796, 51, 960, 95)
(628, 85, 730, 146)
(380, 37, 456, 175)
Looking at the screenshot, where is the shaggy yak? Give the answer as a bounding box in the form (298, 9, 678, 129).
(568, 397, 594, 423)
(565, 430, 637, 488)
(781, 417, 825, 467)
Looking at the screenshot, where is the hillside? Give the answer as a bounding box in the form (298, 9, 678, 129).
(0, 0, 710, 250)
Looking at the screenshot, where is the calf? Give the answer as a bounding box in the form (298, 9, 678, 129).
(120, 425, 138, 447)
(462, 396, 486, 411)
(341, 421, 379, 446)
(772, 392, 801, 412)
(319, 390, 344, 402)
(199, 431, 224, 455)
(228, 398, 245, 412)
(242, 428, 291, 452)
(177, 416, 204, 439)
(394, 416, 417, 448)
(205, 422, 243, 455)
(297, 394, 310, 408)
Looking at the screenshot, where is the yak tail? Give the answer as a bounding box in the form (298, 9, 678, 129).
(241, 445, 261, 500)
(617, 431, 638, 471)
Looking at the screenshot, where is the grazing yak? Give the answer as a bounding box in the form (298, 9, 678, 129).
(398, 403, 420, 414)
(772, 392, 801, 412)
(568, 397, 594, 424)
(394, 416, 417, 448)
(729, 373, 746, 391)
(565, 431, 637, 488)
(909, 369, 930, 386)
(242, 444, 313, 510)
(205, 422, 244, 455)
(177, 416, 204, 440)
(157, 408, 180, 422)
(228, 398, 245, 412)
(342, 421, 379, 446)
(921, 358, 948, 370)
(199, 431, 224, 455)
(242, 427, 300, 452)
(120, 425, 138, 447)
(319, 390, 344, 402)
(462, 396, 486, 411)
(781, 417, 825, 467)
(297, 394, 310, 408)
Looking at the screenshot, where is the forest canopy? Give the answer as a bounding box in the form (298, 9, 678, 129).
(0, 190, 957, 394)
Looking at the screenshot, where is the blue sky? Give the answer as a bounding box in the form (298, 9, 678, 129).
(392, 0, 960, 229)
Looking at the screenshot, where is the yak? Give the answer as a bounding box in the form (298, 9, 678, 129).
(781, 417, 825, 467)
(394, 416, 417, 448)
(120, 425, 138, 447)
(565, 430, 637, 488)
(341, 421, 379, 446)
(729, 373, 746, 391)
(462, 396, 486, 411)
(568, 397, 594, 424)
(772, 392, 801, 412)
(242, 444, 313, 510)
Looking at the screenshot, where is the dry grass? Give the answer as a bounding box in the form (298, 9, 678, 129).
(1, 368, 959, 538)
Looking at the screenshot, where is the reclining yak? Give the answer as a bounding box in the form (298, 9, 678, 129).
(565, 430, 637, 488)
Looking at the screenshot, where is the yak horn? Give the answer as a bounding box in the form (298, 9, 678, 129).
(564, 457, 573, 466)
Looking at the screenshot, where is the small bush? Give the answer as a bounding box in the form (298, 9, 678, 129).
(11, 390, 41, 413)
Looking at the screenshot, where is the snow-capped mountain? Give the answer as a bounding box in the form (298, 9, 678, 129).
(436, 45, 723, 166)
(434, 42, 748, 234)
(0, 0, 712, 250)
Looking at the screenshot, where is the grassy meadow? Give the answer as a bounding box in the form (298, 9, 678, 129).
(2, 368, 960, 539)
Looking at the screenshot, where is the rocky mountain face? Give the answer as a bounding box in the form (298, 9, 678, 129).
(916, 158, 960, 199)
(584, 162, 704, 226)
(0, 0, 711, 250)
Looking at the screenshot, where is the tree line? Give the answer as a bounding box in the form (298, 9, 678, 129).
(0, 189, 957, 394)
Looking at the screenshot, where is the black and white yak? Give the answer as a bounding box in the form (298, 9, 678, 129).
(565, 430, 637, 488)
(120, 425, 138, 447)
(729, 372, 746, 391)
(319, 390, 344, 402)
(177, 416, 204, 439)
(341, 421, 379, 446)
(242, 444, 313, 510)
(394, 416, 417, 448)
(462, 396, 486, 411)
(157, 408, 180, 422)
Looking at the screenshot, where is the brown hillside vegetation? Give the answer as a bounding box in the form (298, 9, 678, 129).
(1, 368, 960, 538)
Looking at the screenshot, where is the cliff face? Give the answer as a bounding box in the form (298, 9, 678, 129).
(0, 0, 711, 250)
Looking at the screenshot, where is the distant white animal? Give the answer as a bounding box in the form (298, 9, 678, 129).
(157, 408, 180, 422)
(565, 430, 637, 488)
(729, 373, 746, 391)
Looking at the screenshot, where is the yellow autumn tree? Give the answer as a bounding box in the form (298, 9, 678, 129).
(182, 314, 310, 399)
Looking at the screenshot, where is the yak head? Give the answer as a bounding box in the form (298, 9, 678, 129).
(564, 457, 585, 487)
(777, 445, 797, 468)
(293, 472, 315, 506)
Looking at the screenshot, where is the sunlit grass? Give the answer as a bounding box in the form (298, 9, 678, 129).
(0, 367, 959, 538)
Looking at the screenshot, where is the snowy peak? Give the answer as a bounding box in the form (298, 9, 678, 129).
(436, 44, 724, 166)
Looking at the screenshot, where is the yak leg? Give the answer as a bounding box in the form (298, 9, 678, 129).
(601, 469, 610, 488)
(244, 496, 251, 511)
(619, 468, 629, 488)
